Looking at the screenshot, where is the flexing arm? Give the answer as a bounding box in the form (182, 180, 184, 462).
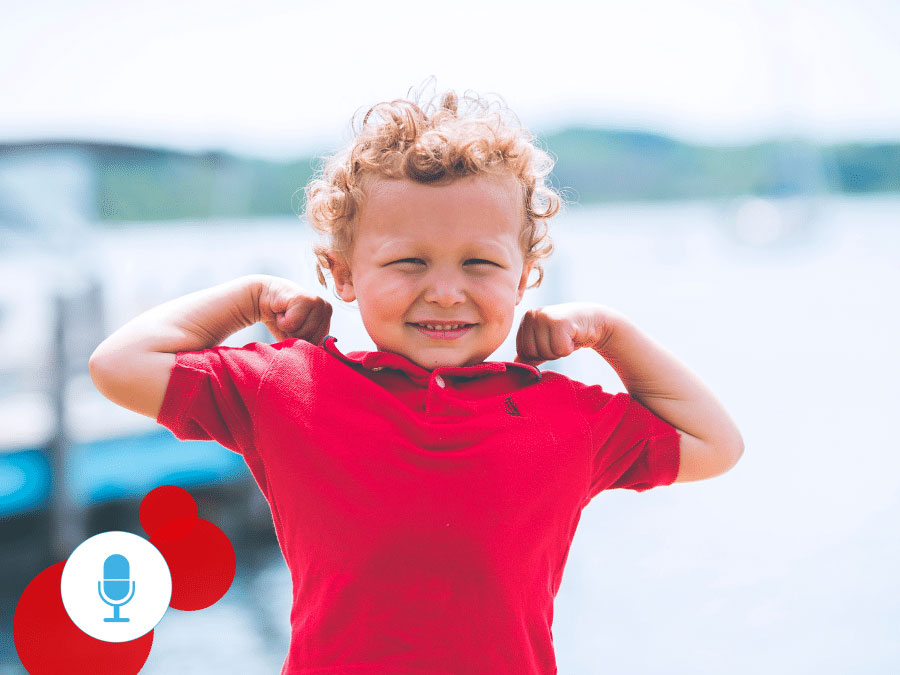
(89, 274, 331, 420)
(515, 302, 744, 483)
(591, 311, 744, 482)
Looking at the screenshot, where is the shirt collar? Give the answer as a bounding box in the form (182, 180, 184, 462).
(320, 335, 541, 385)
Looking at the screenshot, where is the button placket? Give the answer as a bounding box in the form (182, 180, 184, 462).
(423, 372, 481, 418)
(425, 372, 448, 415)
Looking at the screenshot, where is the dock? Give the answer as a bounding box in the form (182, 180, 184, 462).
(0, 277, 275, 565)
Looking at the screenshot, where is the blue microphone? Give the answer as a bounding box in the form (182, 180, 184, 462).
(98, 554, 136, 623)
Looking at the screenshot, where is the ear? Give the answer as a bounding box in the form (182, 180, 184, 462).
(515, 261, 534, 305)
(329, 253, 357, 303)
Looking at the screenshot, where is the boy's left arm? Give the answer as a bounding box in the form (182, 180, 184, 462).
(515, 302, 744, 483)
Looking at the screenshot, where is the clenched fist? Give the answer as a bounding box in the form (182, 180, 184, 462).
(514, 302, 623, 366)
(256, 276, 333, 344)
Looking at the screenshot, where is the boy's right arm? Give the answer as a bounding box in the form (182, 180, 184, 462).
(88, 274, 332, 420)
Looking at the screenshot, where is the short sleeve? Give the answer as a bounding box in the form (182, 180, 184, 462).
(571, 379, 681, 500)
(156, 340, 280, 457)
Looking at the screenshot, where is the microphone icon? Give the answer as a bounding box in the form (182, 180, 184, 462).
(98, 554, 136, 623)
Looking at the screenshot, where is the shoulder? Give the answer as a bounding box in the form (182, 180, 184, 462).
(268, 336, 324, 358)
(530, 367, 595, 389)
(245, 336, 333, 374)
(513, 368, 607, 420)
(531, 368, 609, 405)
(253, 337, 357, 384)
(175, 337, 328, 383)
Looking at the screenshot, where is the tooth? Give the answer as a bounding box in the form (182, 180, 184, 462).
(420, 323, 466, 330)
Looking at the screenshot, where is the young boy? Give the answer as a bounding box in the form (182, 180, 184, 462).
(89, 89, 743, 674)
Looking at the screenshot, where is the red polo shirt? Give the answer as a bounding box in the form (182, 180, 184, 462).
(157, 335, 680, 675)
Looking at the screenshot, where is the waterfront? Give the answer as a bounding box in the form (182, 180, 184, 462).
(2, 194, 899, 673)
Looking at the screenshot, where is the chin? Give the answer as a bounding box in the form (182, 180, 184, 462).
(413, 352, 473, 371)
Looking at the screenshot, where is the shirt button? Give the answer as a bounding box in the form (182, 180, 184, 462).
(434, 375, 446, 388)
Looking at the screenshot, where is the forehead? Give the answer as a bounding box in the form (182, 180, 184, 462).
(356, 174, 524, 242)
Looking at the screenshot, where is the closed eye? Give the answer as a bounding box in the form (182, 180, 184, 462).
(387, 258, 500, 268)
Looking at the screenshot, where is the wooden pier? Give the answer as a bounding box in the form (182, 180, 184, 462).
(0, 277, 273, 564)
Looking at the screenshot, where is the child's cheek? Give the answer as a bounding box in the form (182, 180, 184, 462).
(376, 274, 418, 298)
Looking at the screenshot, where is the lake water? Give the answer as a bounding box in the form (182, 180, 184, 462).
(2, 194, 898, 673)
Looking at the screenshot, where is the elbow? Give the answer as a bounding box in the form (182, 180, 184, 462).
(674, 429, 744, 483)
(702, 441, 744, 482)
(88, 350, 109, 396)
(88, 346, 119, 399)
(723, 434, 745, 473)
(89, 338, 110, 370)
(88, 345, 103, 372)
(709, 441, 744, 479)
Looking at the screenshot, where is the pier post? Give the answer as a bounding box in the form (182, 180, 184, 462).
(47, 277, 104, 559)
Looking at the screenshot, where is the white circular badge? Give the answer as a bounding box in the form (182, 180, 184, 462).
(61, 531, 172, 642)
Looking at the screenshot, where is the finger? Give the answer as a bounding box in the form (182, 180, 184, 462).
(516, 314, 538, 362)
(312, 300, 333, 339)
(549, 324, 576, 358)
(288, 301, 324, 339)
(281, 299, 313, 333)
(262, 286, 288, 317)
(514, 312, 527, 351)
(309, 306, 332, 345)
(534, 322, 556, 361)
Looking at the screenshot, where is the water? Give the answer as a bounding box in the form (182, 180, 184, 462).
(2, 195, 898, 673)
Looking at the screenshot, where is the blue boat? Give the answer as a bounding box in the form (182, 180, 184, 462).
(0, 431, 248, 520)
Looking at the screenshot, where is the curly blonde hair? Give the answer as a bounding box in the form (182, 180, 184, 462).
(300, 84, 564, 290)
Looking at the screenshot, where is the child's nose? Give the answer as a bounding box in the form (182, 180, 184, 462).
(423, 270, 467, 306)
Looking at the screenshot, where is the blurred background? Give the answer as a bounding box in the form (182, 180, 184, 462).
(1, 0, 898, 673)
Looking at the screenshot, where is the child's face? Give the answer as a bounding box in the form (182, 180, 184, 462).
(331, 174, 532, 370)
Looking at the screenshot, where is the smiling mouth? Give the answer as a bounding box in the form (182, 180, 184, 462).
(407, 323, 477, 340)
(409, 322, 476, 330)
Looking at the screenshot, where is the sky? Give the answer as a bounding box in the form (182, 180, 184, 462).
(1, 0, 900, 159)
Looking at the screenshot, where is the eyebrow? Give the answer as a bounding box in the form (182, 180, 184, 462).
(375, 240, 514, 258)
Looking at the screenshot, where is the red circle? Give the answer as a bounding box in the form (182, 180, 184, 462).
(14, 562, 154, 675)
(150, 518, 236, 611)
(139, 485, 198, 537)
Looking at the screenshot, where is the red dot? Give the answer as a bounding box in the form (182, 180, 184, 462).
(139, 485, 198, 537)
(14, 562, 154, 675)
(150, 518, 236, 611)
